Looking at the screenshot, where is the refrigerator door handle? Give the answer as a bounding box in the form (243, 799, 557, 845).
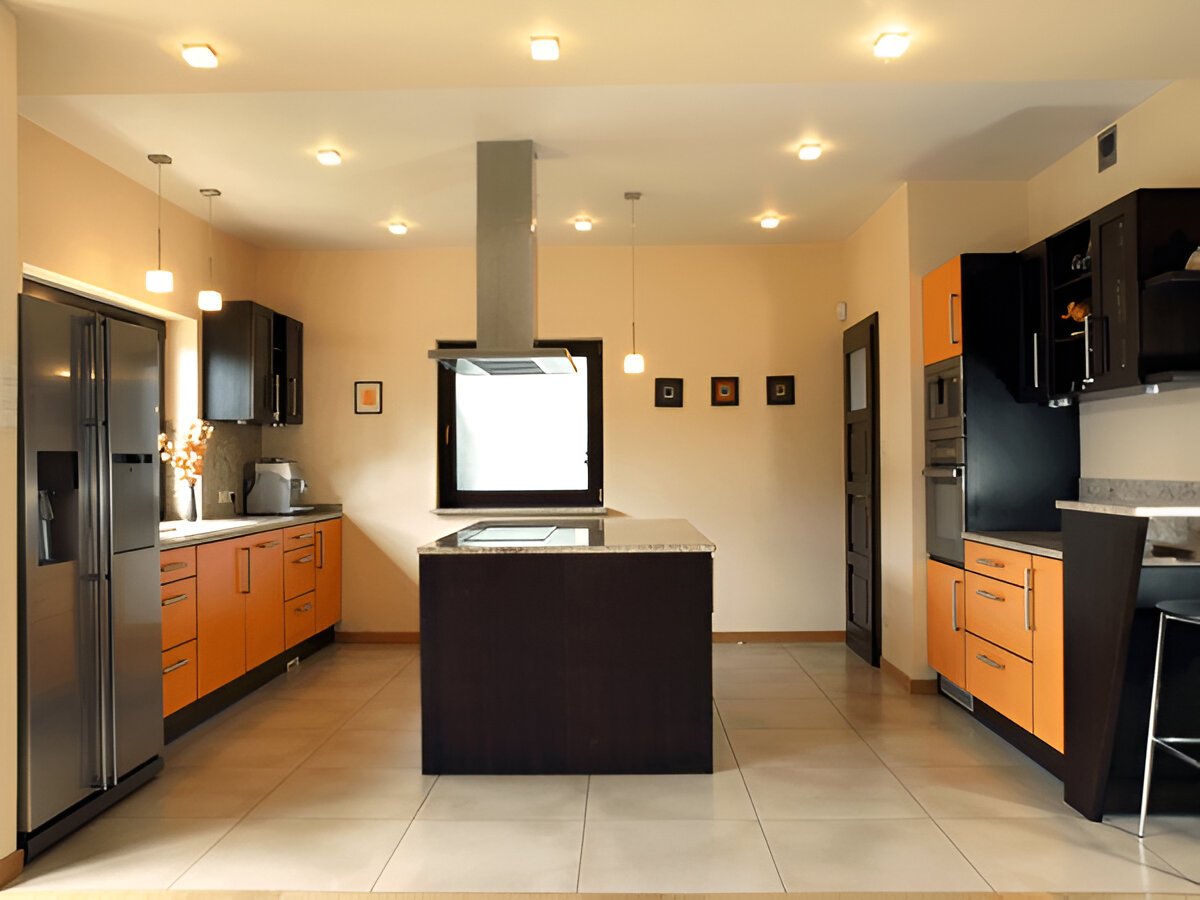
(98, 317, 120, 785)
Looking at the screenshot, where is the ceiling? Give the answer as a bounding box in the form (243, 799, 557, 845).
(11, 0, 1200, 248)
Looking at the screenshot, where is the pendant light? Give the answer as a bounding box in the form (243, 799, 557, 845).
(198, 188, 223, 311)
(145, 153, 174, 293)
(623, 191, 645, 375)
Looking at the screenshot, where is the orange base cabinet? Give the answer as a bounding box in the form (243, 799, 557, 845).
(965, 634, 1033, 732)
(196, 536, 250, 696)
(161, 577, 197, 651)
(285, 593, 317, 648)
(1032, 556, 1065, 752)
(922, 256, 963, 366)
(162, 640, 198, 716)
(314, 518, 343, 632)
(926, 559, 965, 685)
(245, 531, 285, 670)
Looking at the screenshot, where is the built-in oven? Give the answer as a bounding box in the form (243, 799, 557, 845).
(924, 356, 966, 567)
(925, 357, 963, 440)
(924, 457, 965, 566)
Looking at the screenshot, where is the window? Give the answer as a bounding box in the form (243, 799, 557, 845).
(436, 339, 604, 509)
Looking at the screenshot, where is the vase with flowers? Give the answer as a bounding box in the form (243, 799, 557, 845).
(158, 420, 215, 522)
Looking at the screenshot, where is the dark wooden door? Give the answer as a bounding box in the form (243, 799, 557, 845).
(843, 314, 881, 666)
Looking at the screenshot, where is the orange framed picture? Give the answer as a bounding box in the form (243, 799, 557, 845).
(354, 381, 382, 414)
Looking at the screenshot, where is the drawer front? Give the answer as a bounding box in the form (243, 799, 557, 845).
(284, 524, 316, 549)
(159, 546, 197, 584)
(284, 546, 316, 600)
(160, 577, 197, 650)
(285, 592, 316, 648)
(964, 571, 1032, 660)
(965, 634, 1032, 732)
(964, 540, 1031, 587)
(162, 640, 198, 717)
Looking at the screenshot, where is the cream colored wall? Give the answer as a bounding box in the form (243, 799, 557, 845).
(256, 243, 845, 633)
(1, 0, 19, 864)
(1027, 80, 1200, 480)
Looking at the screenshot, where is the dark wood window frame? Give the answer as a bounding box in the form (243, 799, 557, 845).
(436, 338, 604, 509)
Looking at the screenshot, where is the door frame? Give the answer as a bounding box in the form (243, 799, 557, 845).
(843, 313, 882, 666)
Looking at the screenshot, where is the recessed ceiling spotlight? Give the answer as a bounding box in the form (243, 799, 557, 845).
(760, 215, 781, 230)
(574, 217, 593, 232)
(387, 222, 408, 235)
(530, 36, 560, 61)
(315, 148, 342, 166)
(798, 143, 823, 161)
(873, 31, 910, 59)
(181, 43, 219, 68)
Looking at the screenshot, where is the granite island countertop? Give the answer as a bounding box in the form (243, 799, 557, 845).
(159, 505, 343, 549)
(1056, 500, 1200, 518)
(418, 517, 715, 555)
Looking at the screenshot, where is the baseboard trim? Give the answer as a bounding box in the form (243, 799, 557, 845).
(712, 631, 845, 643)
(335, 631, 421, 644)
(0, 847, 23, 889)
(881, 657, 939, 694)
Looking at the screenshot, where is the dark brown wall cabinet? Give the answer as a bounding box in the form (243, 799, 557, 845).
(1019, 188, 1200, 403)
(203, 301, 303, 425)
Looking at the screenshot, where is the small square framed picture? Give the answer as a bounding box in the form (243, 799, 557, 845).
(766, 375, 796, 405)
(655, 377, 684, 408)
(354, 381, 383, 414)
(711, 376, 739, 406)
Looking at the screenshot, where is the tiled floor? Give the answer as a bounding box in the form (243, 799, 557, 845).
(7, 641, 1200, 893)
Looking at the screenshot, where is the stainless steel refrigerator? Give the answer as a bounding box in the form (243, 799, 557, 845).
(18, 288, 165, 858)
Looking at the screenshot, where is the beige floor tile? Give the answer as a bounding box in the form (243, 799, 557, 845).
(578, 818, 782, 892)
(255, 676, 385, 703)
(857, 724, 1027, 768)
(222, 696, 360, 731)
(374, 819, 583, 892)
(302, 728, 422, 768)
(165, 726, 330, 769)
(342, 700, 421, 731)
(417, 775, 587, 820)
(832, 692, 977, 730)
(712, 674, 826, 699)
(728, 727, 883, 769)
(716, 696, 850, 729)
(587, 770, 756, 820)
(807, 666, 910, 697)
(763, 817, 990, 891)
(743, 766, 926, 819)
(784, 644, 874, 674)
(249, 766, 435, 819)
(939, 815, 1195, 892)
(713, 727, 739, 772)
(105, 765, 290, 818)
(893, 763, 1075, 818)
(12, 818, 235, 891)
(711, 645, 801, 669)
(173, 816, 409, 891)
(712, 665, 816, 685)
(1107, 814, 1200, 882)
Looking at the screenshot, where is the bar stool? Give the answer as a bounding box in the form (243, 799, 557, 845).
(1138, 598, 1200, 839)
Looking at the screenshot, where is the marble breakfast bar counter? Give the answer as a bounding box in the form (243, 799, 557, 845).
(418, 517, 715, 775)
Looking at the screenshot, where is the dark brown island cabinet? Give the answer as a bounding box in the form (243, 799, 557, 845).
(202, 299, 303, 425)
(418, 519, 715, 775)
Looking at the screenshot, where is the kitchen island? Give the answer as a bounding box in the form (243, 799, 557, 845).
(417, 518, 715, 775)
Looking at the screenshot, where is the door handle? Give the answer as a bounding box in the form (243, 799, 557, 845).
(976, 654, 1005, 670)
(161, 593, 189, 607)
(317, 530, 325, 570)
(239, 547, 251, 593)
(294, 554, 314, 564)
(1032, 332, 1039, 389)
(273, 374, 282, 421)
(289, 378, 298, 416)
(289, 533, 312, 542)
(948, 292, 959, 345)
(294, 602, 313, 613)
(974, 558, 1004, 569)
(160, 561, 188, 573)
(162, 658, 191, 675)
(1083, 315, 1094, 384)
(951, 580, 960, 632)
(1023, 567, 1032, 631)
(256, 540, 280, 549)
(975, 589, 1004, 601)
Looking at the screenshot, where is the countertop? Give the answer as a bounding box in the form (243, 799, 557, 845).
(1056, 500, 1200, 518)
(963, 531, 1063, 559)
(418, 517, 716, 555)
(159, 506, 343, 549)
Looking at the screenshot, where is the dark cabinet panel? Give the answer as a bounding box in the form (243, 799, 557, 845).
(202, 301, 303, 425)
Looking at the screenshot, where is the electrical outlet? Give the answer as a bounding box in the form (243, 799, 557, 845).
(218, 490, 235, 504)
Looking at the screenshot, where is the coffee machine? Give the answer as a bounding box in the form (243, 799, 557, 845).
(244, 458, 313, 515)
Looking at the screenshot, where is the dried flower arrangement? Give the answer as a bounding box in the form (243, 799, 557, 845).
(158, 420, 215, 487)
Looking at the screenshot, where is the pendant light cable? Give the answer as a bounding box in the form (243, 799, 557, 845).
(630, 194, 637, 353)
(156, 162, 163, 271)
(207, 193, 214, 283)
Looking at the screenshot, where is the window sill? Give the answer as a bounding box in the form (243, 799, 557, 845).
(432, 507, 608, 517)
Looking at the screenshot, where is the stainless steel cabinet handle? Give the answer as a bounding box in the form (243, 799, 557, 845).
(1023, 567, 1032, 631)
(161, 593, 189, 607)
(317, 531, 325, 570)
(289, 378, 298, 416)
(975, 558, 1004, 568)
(294, 602, 313, 613)
(273, 374, 282, 420)
(295, 555, 314, 564)
(976, 654, 1005, 670)
(256, 540, 281, 549)
(162, 658, 191, 675)
(1083, 315, 1094, 384)
(289, 533, 313, 541)
(1032, 332, 1040, 389)
(951, 580, 960, 632)
(240, 547, 251, 593)
(160, 561, 188, 573)
(948, 292, 959, 345)
(975, 589, 1004, 601)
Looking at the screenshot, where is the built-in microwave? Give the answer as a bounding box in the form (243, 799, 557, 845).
(925, 357, 963, 441)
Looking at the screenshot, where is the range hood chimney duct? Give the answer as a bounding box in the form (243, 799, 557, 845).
(428, 140, 575, 375)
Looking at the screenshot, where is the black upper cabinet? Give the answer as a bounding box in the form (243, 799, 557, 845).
(1019, 188, 1200, 402)
(202, 300, 303, 425)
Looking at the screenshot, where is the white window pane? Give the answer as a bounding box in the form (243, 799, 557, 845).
(849, 347, 867, 411)
(456, 358, 589, 491)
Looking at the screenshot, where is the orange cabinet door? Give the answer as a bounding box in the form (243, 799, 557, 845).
(964, 570, 1033, 660)
(1031, 556, 1065, 752)
(965, 633, 1033, 732)
(926, 559, 965, 686)
(284, 546, 316, 600)
(245, 531, 285, 670)
(922, 256, 963, 365)
(964, 540, 1032, 588)
(285, 592, 317, 648)
(284, 523, 316, 550)
(160, 546, 196, 584)
(161, 577, 197, 651)
(196, 536, 249, 696)
(162, 640, 198, 717)
(314, 519, 343, 632)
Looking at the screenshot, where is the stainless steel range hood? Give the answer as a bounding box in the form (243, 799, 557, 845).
(429, 140, 576, 375)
